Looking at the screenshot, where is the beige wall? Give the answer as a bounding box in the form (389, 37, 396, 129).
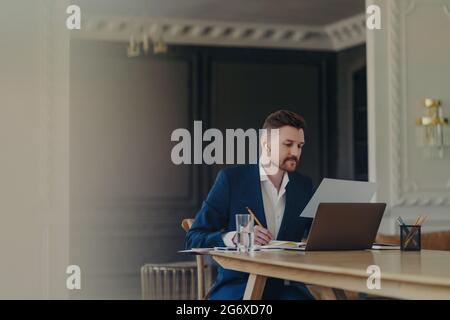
(69, 40, 194, 299)
(0, 0, 70, 298)
(367, 0, 450, 234)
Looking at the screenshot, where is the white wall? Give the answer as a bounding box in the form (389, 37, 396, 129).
(367, 0, 450, 234)
(0, 0, 70, 298)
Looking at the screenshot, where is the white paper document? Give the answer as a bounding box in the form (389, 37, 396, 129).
(299, 178, 377, 218)
(178, 248, 214, 254)
(370, 244, 400, 250)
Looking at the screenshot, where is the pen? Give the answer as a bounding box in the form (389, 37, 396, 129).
(396, 216, 406, 226)
(245, 207, 263, 227)
(214, 247, 237, 251)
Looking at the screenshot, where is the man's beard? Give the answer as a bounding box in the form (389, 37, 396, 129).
(279, 156, 299, 172)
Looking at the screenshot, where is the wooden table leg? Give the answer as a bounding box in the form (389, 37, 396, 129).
(243, 274, 267, 300)
(332, 288, 349, 300)
(307, 285, 354, 300)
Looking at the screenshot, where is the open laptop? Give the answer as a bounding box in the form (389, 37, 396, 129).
(300, 203, 386, 251)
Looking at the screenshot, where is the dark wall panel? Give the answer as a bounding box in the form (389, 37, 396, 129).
(69, 41, 340, 298)
(205, 48, 336, 188)
(336, 44, 366, 179)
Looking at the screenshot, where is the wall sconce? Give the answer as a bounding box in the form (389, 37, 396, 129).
(416, 98, 449, 158)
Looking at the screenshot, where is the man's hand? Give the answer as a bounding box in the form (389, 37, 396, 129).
(253, 225, 274, 245)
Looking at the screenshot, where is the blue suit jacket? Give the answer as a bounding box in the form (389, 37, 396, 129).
(185, 164, 314, 300)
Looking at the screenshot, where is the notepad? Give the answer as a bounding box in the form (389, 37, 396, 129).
(178, 248, 214, 254)
(260, 240, 306, 249)
(371, 243, 400, 250)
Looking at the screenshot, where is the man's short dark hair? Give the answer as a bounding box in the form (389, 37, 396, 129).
(262, 110, 307, 130)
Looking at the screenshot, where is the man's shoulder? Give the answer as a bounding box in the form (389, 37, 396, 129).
(217, 164, 257, 181)
(288, 171, 313, 186)
(218, 165, 313, 186)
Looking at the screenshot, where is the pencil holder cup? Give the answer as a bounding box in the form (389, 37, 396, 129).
(400, 225, 421, 251)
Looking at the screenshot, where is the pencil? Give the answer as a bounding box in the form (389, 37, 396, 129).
(245, 207, 263, 227)
(404, 215, 428, 247)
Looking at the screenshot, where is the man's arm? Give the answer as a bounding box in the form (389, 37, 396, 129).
(185, 170, 231, 249)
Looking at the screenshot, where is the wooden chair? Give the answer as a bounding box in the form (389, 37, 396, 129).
(306, 286, 360, 300)
(181, 218, 212, 300)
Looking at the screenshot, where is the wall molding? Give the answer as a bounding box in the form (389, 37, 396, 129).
(38, 0, 54, 300)
(405, 0, 417, 16)
(324, 14, 367, 51)
(445, 4, 450, 18)
(388, 0, 403, 206)
(34, 0, 72, 299)
(388, 0, 450, 207)
(72, 14, 366, 51)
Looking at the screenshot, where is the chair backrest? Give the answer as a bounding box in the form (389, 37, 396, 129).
(376, 230, 450, 251)
(181, 218, 194, 233)
(181, 218, 209, 300)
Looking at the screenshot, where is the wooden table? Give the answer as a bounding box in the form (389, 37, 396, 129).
(209, 249, 450, 300)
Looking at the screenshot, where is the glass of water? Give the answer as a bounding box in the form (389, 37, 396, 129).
(235, 214, 254, 252)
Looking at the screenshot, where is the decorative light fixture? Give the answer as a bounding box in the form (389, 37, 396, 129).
(126, 36, 141, 58)
(126, 34, 168, 58)
(416, 98, 449, 158)
(153, 38, 168, 54)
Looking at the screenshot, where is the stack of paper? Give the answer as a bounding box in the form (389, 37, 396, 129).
(179, 240, 308, 254)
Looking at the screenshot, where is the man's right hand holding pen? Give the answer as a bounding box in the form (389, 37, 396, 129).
(253, 225, 274, 245)
(232, 225, 274, 246)
(233, 206, 274, 246)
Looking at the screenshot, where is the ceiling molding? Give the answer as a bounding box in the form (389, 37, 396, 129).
(72, 14, 366, 51)
(324, 14, 367, 51)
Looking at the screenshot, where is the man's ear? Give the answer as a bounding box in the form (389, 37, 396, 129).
(260, 132, 270, 152)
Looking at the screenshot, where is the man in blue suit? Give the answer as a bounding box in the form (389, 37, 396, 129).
(185, 110, 315, 300)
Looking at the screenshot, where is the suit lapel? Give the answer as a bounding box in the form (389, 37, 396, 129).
(276, 173, 304, 240)
(244, 165, 267, 228)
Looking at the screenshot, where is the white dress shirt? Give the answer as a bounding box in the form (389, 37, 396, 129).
(222, 164, 289, 246)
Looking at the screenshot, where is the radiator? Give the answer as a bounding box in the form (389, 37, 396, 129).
(141, 261, 213, 300)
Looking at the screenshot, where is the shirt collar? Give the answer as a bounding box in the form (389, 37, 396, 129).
(259, 162, 269, 182)
(280, 171, 290, 193)
(259, 161, 290, 191)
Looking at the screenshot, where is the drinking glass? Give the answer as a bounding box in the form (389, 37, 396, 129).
(235, 214, 254, 252)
